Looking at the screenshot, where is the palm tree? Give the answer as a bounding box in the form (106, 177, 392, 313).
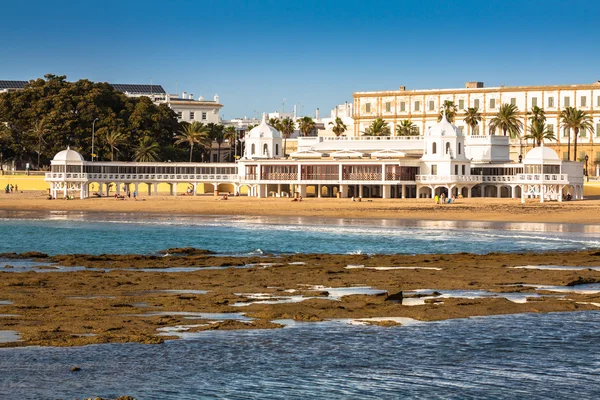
(560, 107, 594, 161)
(529, 106, 546, 124)
(134, 136, 160, 162)
(103, 130, 127, 161)
(208, 123, 226, 162)
(437, 100, 458, 123)
(175, 122, 209, 162)
(223, 126, 238, 159)
(30, 119, 49, 168)
(329, 117, 347, 137)
(524, 120, 556, 147)
(280, 117, 296, 157)
(488, 103, 523, 137)
(396, 119, 417, 136)
(463, 107, 482, 135)
(363, 118, 391, 136)
(268, 117, 281, 131)
(297, 116, 316, 137)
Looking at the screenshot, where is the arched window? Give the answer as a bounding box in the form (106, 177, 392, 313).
(458, 142, 462, 155)
(263, 144, 268, 156)
(251, 144, 256, 155)
(446, 142, 451, 154)
(275, 144, 279, 155)
(432, 142, 437, 154)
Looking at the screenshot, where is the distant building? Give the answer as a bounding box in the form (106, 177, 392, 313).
(110, 84, 223, 124)
(0, 81, 27, 94)
(353, 80, 600, 170)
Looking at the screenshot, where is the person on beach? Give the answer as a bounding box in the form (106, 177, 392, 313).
(434, 194, 439, 204)
(133, 191, 137, 200)
(15, 184, 18, 192)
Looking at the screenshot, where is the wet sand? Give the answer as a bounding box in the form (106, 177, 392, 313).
(1, 249, 600, 347)
(1, 190, 600, 223)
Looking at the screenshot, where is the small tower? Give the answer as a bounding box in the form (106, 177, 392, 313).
(243, 113, 283, 159)
(421, 113, 470, 176)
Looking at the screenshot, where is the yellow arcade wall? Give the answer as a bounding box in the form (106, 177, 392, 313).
(3, 175, 600, 197)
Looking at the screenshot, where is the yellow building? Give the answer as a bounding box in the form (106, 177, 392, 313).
(353, 81, 600, 175)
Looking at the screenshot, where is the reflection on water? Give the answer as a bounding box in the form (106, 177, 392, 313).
(1, 312, 600, 399)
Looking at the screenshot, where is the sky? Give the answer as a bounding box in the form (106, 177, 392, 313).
(1, 0, 600, 119)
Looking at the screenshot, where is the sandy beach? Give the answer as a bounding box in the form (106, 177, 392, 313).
(2, 190, 600, 224)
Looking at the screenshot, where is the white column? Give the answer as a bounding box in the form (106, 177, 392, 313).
(278, 184, 281, 197)
(382, 185, 390, 199)
(511, 185, 516, 199)
(116, 183, 121, 195)
(299, 184, 307, 197)
(521, 185, 525, 204)
(401, 184, 406, 199)
(106, 183, 110, 197)
(193, 183, 198, 196)
(134, 183, 139, 197)
(317, 184, 322, 198)
(339, 184, 347, 198)
(154, 183, 159, 196)
(468, 186, 472, 198)
(540, 184, 545, 203)
(497, 185, 502, 198)
(148, 183, 152, 196)
(359, 185, 363, 198)
(558, 185, 563, 202)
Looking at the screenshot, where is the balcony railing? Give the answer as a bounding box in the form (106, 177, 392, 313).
(481, 175, 517, 183)
(260, 173, 298, 181)
(46, 172, 239, 182)
(342, 173, 382, 181)
(416, 175, 483, 183)
(516, 173, 568, 182)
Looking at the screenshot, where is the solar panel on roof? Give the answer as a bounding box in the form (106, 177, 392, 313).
(0, 81, 28, 90)
(111, 84, 166, 94)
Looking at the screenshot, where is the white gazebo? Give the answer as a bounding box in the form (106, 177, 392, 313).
(46, 146, 88, 199)
(517, 145, 584, 202)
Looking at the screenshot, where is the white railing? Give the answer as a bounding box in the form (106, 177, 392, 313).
(46, 172, 239, 182)
(416, 175, 483, 183)
(481, 175, 517, 183)
(517, 173, 568, 182)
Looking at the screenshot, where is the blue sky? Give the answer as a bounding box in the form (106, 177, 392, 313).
(1, 0, 600, 119)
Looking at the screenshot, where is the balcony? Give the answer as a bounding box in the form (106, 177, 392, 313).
(516, 173, 568, 184)
(46, 172, 239, 182)
(415, 175, 483, 184)
(481, 175, 517, 183)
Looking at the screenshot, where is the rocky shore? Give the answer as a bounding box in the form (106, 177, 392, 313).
(1, 248, 600, 348)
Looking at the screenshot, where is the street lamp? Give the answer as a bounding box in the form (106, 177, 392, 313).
(585, 154, 589, 181)
(91, 118, 99, 161)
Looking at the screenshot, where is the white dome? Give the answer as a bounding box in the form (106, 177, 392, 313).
(248, 113, 281, 139)
(523, 146, 560, 164)
(53, 147, 84, 162)
(427, 114, 461, 136)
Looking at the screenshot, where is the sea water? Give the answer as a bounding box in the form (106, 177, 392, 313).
(1, 211, 600, 398)
(0, 311, 599, 399)
(1, 210, 599, 255)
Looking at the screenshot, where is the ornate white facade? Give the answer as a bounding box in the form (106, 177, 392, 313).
(46, 116, 585, 203)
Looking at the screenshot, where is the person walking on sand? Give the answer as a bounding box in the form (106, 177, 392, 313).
(15, 184, 18, 192)
(434, 194, 439, 204)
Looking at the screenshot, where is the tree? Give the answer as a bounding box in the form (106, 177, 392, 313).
(175, 121, 208, 162)
(437, 100, 458, 123)
(396, 119, 418, 136)
(529, 106, 546, 124)
(328, 117, 347, 137)
(463, 107, 482, 135)
(297, 116, 316, 137)
(103, 130, 127, 161)
(268, 117, 281, 131)
(524, 120, 556, 147)
(207, 123, 225, 162)
(134, 136, 160, 162)
(30, 119, 49, 168)
(280, 117, 296, 157)
(223, 126, 238, 159)
(560, 107, 594, 161)
(488, 103, 523, 137)
(363, 117, 391, 136)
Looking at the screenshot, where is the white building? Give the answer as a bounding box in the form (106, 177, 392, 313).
(46, 115, 584, 203)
